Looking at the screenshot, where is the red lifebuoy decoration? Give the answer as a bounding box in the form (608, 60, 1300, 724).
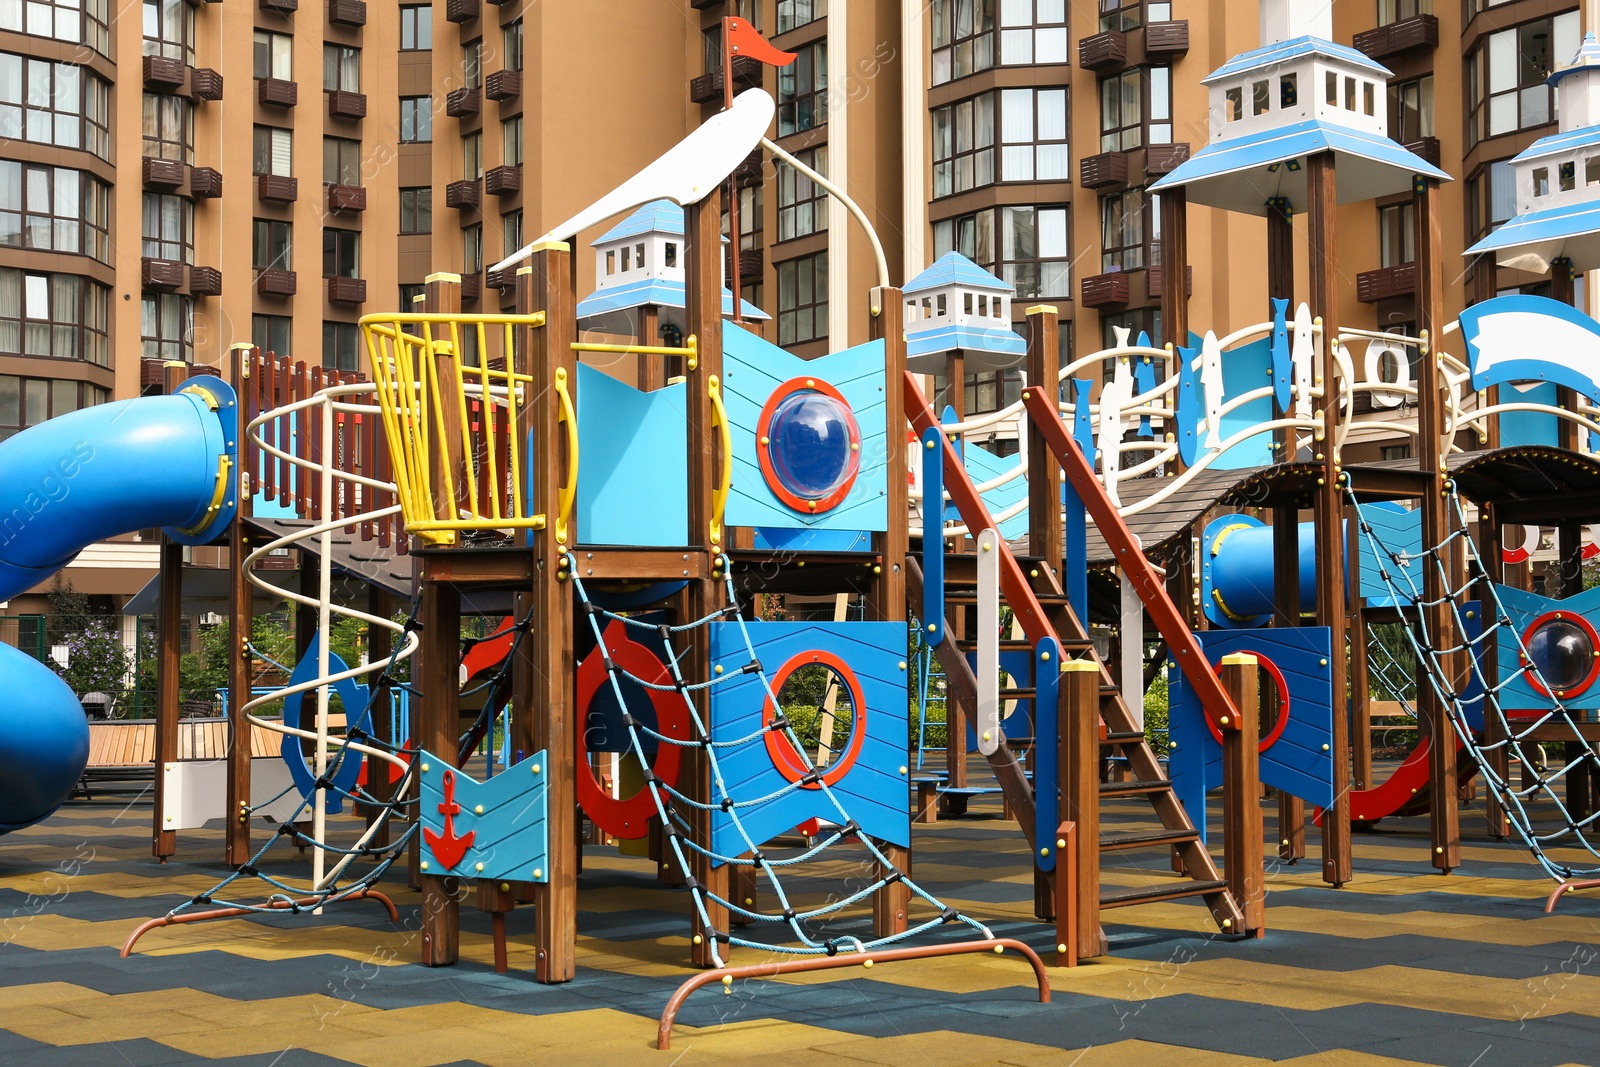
(575, 620, 691, 839)
(1202, 652, 1292, 754)
(762, 650, 868, 789)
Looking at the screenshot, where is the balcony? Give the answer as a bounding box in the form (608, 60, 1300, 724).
(189, 266, 222, 296)
(1079, 150, 1130, 190)
(258, 174, 298, 203)
(1080, 271, 1132, 308)
(328, 0, 366, 25)
(485, 68, 521, 101)
(1147, 264, 1192, 299)
(1145, 142, 1191, 177)
(142, 156, 186, 189)
(327, 276, 367, 304)
(1402, 135, 1441, 168)
(1352, 14, 1438, 61)
(258, 0, 297, 13)
(1143, 20, 1189, 56)
(141, 258, 187, 289)
(325, 183, 366, 212)
(734, 147, 764, 188)
(1356, 262, 1417, 303)
(485, 266, 516, 291)
(1078, 30, 1127, 71)
(327, 89, 367, 120)
(189, 166, 223, 198)
(190, 67, 223, 101)
(446, 179, 482, 210)
(143, 55, 186, 90)
(459, 272, 482, 303)
(257, 77, 297, 109)
(688, 55, 764, 105)
(731, 247, 762, 280)
(445, 0, 478, 22)
(140, 359, 171, 389)
(485, 164, 520, 196)
(255, 268, 297, 297)
(690, 0, 721, 7)
(445, 86, 481, 117)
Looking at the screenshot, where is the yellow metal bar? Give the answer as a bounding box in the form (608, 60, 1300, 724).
(407, 515, 546, 533)
(553, 365, 578, 545)
(570, 342, 695, 357)
(476, 320, 500, 522)
(708, 374, 731, 547)
(362, 311, 547, 328)
(505, 321, 525, 522)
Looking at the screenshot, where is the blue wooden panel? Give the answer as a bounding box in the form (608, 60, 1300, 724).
(1033, 640, 1060, 872)
(751, 527, 871, 552)
(722, 323, 888, 532)
(1498, 380, 1560, 449)
(1132, 340, 1157, 438)
(921, 426, 944, 640)
(962, 439, 1028, 541)
(575, 364, 688, 546)
(1070, 378, 1095, 462)
(418, 750, 549, 883)
(1176, 345, 1200, 466)
(1357, 501, 1422, 608)
(1495, 583, 1600, 713)
(708, 621, 910, 859)
(1212, 334, 1275, 470)
(1269, 298, 1292, 413)
(280, 634, 372, 814)
(1168, 627, 1335, 842)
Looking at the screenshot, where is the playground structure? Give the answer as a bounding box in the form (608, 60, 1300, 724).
(11, 4, 1600, 1040)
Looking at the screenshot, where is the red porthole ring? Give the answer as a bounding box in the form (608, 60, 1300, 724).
(763, 650, 868, 790)
(575, 620, 692, 840)
(1202, 652, 1291, 754)
(756, 377, 863, 515)
(1520, 610, 1600, 700)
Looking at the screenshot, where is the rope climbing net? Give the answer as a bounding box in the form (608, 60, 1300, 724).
(570, 554, 992, 966)
(1347, 482, 1600, 881)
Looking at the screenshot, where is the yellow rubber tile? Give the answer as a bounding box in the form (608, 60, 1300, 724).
(811, 1031, 1083, 1067)
(998, 1039, 1267, 1066)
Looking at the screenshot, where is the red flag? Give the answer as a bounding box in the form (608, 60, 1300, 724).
(725, 16, 796, 67)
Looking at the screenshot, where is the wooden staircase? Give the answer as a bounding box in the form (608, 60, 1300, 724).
(905, 371, 1246, 957)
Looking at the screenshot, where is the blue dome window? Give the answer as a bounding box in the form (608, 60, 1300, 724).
(758, 379, 862, 513)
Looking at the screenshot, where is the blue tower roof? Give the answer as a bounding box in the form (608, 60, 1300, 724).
(575, 277, 769, 321)
(593, 200, 686, 244)
(1202, 36, 1391, 84)
(1549, 32, 1600, 88)
(903, 252, 1013, 295)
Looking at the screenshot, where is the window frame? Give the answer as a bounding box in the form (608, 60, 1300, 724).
(1467, 13, 1579, 147)
(400, 187, 432, 235)
(323, 136, 361, 187)
(399, 4, 431, 50)
(399, 96, 432, 143)
(0, 268, 109, 366)
(0, 163, 108, 262)
(776, 0, 824, 33)
(931, 0, 996, 85)
(252, 29, 292, 80)
(322, 228, 359, 279)
(1, 0, 109, 56)
(141, 191, 193, 262)
(253, 125, 292, 177)
(776, 251, 829, 347)
(322, 321, 360, 373)
(323, 43, 360, 93)
(141, 0, 193, 62)
(932, 93, 995, 197)
(141, 91, 193, 164)
(777, 145, 828, 241)
(252, 218, 293, 271)
(252, 313, 292, 357)
(140, 291, 191, 362)
(777, 41, 827, 137)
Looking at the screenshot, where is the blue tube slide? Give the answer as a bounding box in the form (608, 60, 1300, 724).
(1199, 513, 1318, 628)
(0, 376, 237, 833)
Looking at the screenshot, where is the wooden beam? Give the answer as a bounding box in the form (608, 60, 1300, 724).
(1220, 655, 1265, 937)
(1161, 190, 1189, 352)
(1026, 305, 1063, 580)
(1062, 660, 1103, 959)
(417, 573, 460, 966)
(225, 517, 254, 866)
(1272, 505, 1305, 863)
(152, 537, 183, 861)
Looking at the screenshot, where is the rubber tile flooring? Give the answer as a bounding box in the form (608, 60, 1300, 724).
(2, 788, 1600, 1066)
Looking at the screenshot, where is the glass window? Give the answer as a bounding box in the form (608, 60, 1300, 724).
(253, 30, 292, 79)
(503, 116, 523, 166)
(1378, 202, 1415, 267)
(141, 0, 192, 62)
(0, 163, 106, 262)
(502, 210, 523, 258)
(931, 0, 996, 84)
(998, 0, 1066, 67)
(932, 94, 995, 196)
(399, 283, 425, 309)
(140, 293, 190, 362)
(400, 97, 432, 143)
(964, 369, 1023, 414)
(323, 44, 360, 93)
(999, 87, 1069, 181)
(399, 4, 431, 50)
(778, 41, 827, 136)
(1098, 0, 1139, 32)
(1101, 67, 1168, 152)
(0, 376, 104, 439)
(323, 229, 359, 278)
(252, 313, 291, 357)
(1378, 0, 1431, 23)
(776, 252, 828, 346)
(323, 137, 360, 186)
(503, 19, 522, 71)
(933, 206, 1065, 299)
(142, 92, 192, 164)
(777, 145, 828, 240)
(1468, 13, 1579, 147)
(322, 322, 359, 373)
(141, 192, 192, 261)
(0, 0, 108, 54)
(463, 223, 483, 273)
(1388, 74, 1434, 143)
(1101, 189, 1146, 271)
(1467, 159, 1517, 240)
(0, 55, 108, 159)
(462, 38, 481, 89)
(777, 0, 824, 33)
(400, 187, 431, 235)
(253, 218, 292, 271)
(0, 269, 108, 365)
(463, 131, 482, 180)
(253, 126, 291, 176)
(1100, 307, 1161, 349)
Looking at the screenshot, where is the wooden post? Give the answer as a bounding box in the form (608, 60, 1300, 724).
(1160, 190, 1189, 351)
(1552, 260, 1581, 453)
(1307, 153, 1352, 887)
(152, 537, 184, 861)
(225, 347, 254, 867)
(640, 304, 665, 392)
(1052, 820, 1078, 967)
(1272, 506, 1305, 862)
(1220, 654, 1265, 937)
(417, 576, 460, 965)
(522, 245, 579, 982)
(869, 287, 911, 938)
(1414, 176, 1459, 874)
(366, 586, 394, 847)
(1026, 307, 1063, 580)
(1062, 660, 1104, 959)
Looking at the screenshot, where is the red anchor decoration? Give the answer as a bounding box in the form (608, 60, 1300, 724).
(423, 769, 476, 871)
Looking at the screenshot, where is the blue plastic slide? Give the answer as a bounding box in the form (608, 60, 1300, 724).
(0, 376, 237, 832)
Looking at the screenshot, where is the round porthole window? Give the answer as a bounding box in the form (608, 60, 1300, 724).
(1523, 612, 1600, 699)
(757, 379, 862, 514)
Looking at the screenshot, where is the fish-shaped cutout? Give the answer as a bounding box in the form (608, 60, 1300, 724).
(1100, 360, 1133, 506)
(1292, 302, 1315, 420)
(1175, 344, 1201, 466)
(1134, 332, 1157, 438)
(1200, 331, 1224, 452)
(1270, 298, 1291, 413)
(1070, 378, 1095, 463)
(1111, 324, 1131, 350)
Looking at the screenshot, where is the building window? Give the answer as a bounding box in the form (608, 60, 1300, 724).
(1468, 12, 1579, 147)
(1379, 0, 1430, 23)
(1388, 74, 1433, 144)
(502, 210, 522, 258)
(253, 313, 291, 356)
(322, 322, 359, 372)
(0, 376, 106, 441)
(1100, 67, 1170, 153)
(462, 38, 481, 90)
(777, 252, 828, 346)
(141, 193, 192, 262)
(503, 116, 523, 166)
(400, 188, 431, 235)
(931, 0, 994, 85)
(142, 0, 193, 62)
(323, 229, 359, 278)
(777, 0, 824, 33)
(399, 283, 425, 309)
(504, 20, 522, 71)
(778, 41, 827, 136)
(140, 292, 191, 362)
(1379, 203, 1416, 268)
(777, 145, 828, 240)
(1098, 0, 1140, 31)
(934, 206, 1068, 299)
(1466, 159, 1515, 240)
(142, 92, 192, 163)
(253, 30, 292, 79)
(324, 137, 361, 186)
(965, 369, 1023, 414)
(1, 0, 109, 56)
(933, 95, 995, 196)
(1101, 307, 1161, 348)
(399, 4, 431, 50)
(725, 184, 763, 262)
(400, 97, 432, 143)
(1000, 87, 1069, 181)
(324, 44, 360, 92)
(463, 131, 483, 180)
(1101, 189, 1146, 271)
(0, 270, 110, 366)
(253, 126, 292, 176)
(998, 0, 1067, 64)
(253, 219, 292, 271)
(463, 223, 483, 273)
(0, 55, 110, 160)
(0, 164, 109, 263)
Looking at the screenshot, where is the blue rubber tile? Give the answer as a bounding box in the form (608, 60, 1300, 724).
(0, 1038, 195, 1066)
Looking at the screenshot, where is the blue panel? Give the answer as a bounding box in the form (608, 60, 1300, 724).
(575, 364, 688, 546)
(1211, 334, 1275, 470)
(752, 527, 871, 552)
(280, 634, 373, 814)
(963, 439, 1028, 541)
(418, 750, 550, 883)
(1498, 381, 1561, 448)
(1458, 294, 1600, 405)
(921, 426, 945, 640)
(1176, 345, 1200, 466)
(708, 620, 910, 858)
(1168, 627, 1336, 841)
(1070, 378, 1095, 462)
(1270, 298, 1291, 412)
(1133, 340, 1156, 438)
(722, 324, 888, 532)
(1494, 583, 1600, 713)
(1357, 502, 1423, 608)
(1033, 640, 1061, 872)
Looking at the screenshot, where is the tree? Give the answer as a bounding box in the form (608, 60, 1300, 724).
(57, 618, 131, 700)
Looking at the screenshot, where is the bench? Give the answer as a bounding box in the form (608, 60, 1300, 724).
(76, 718, 290, 799)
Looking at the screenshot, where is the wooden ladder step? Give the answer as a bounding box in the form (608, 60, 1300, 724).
(945, 591, 1071, 605)
(999, 688, 1036, 699)
(1099, 779, 1171, 797)
(1103, 730, 1147, 744)
(1100, 827, 1199, 851)
(955, 638, 1043, 652)
(1099, 879, 1228, 910)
